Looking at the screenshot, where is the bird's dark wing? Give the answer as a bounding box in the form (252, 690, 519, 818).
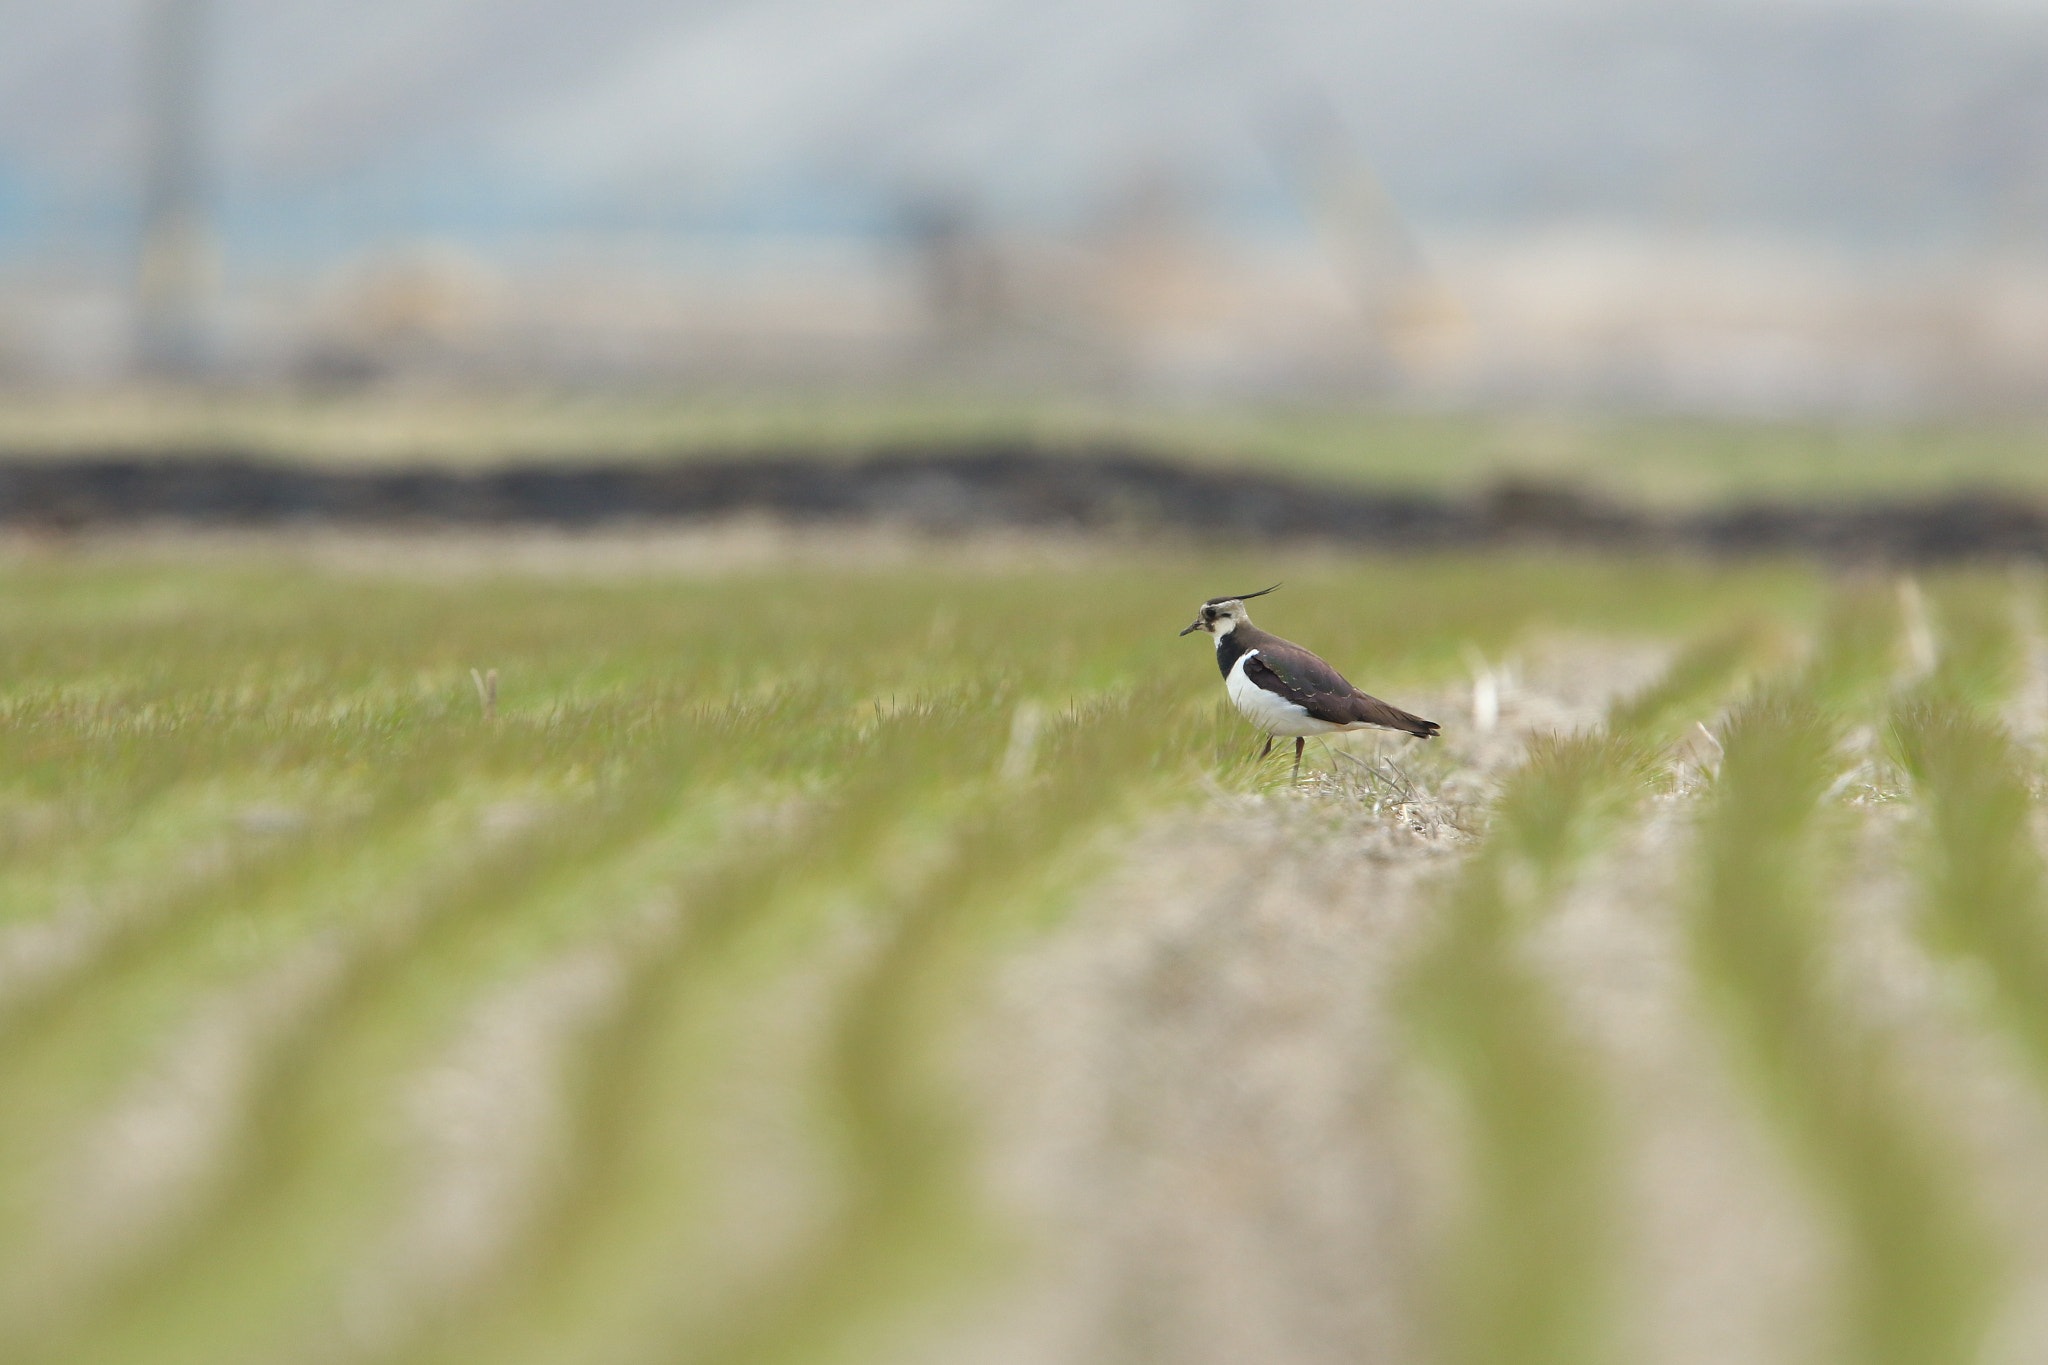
(1249, 639, 1356, 700)
(1245, 646, 1441, 738)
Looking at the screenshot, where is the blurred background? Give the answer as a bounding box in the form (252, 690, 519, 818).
(3, 0, 2047, 419)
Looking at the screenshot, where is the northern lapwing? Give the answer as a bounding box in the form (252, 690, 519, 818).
(1182, 585, 1440, 778)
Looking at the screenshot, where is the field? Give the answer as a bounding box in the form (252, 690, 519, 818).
(5, 529, 2048, 1365)
(4, 389, 2048, 507)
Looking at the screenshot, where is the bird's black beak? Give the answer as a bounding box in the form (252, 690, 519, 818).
(1179, 620, 1203, 636)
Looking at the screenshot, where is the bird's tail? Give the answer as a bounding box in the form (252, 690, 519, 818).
(1354, 695, 1442, 739)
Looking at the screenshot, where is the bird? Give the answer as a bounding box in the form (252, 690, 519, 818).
(1181, 584, 1440, 778)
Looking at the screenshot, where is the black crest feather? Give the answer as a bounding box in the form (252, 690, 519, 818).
(1204, 583, 1281, 607)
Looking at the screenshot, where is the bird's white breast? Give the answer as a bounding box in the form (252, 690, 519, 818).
(1225, 649, 1340, 736)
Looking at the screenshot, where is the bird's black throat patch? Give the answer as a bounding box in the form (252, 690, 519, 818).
(1213, 628, 1252, 679)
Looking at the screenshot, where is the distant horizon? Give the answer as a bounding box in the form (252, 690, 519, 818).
(4, 0, 2048, 258)
(6, 0, 2046, 406)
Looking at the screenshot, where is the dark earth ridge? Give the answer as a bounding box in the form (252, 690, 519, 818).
(0, 443, 2041, 561)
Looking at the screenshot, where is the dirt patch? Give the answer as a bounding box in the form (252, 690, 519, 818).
(0, 446, 2044, 561)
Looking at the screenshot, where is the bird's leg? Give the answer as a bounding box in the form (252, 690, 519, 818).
(1293, 736, 1305, 781)
(1259, 735, 1274, 761)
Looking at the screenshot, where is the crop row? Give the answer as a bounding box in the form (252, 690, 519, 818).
(4, 553, 2044, 1364)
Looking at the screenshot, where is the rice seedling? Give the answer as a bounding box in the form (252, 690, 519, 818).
(1892, 699, 2048, 1073)
(1403, 626, 1759, 1365)
(1692, 607, 1999, 1365)
(1890, 576, 2048, 1084)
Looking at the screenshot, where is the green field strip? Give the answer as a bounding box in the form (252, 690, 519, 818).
(0, 692, 789, 1343)
(0, 739, 459, 1007)
(0, 553, 1823, 706)
(0, 774, 324, 959)
(0, 722, 509, 1087)
(1799, 587, 1913, 715)
(0, 681, 803, 1045)
(0, 780, 556, 1352)
(49, 687, 1032, 1365)
(375, 703, 1037, 1365)
(1403, 628, 1757, 1365)
(1917, 577, 2025, 711)
(374, 698, 1184, 1365)
(1890, 578, 2048, 1085)
(676, 700, 1181, 1365)
(0, 688, 410, 890)
(0, 721, 510, 1218)
(9, 699, 843, 1365)
(1694, 661, 1999, 1365)
(1893, 700, 2048, 1078)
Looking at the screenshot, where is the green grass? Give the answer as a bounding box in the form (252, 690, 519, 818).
(1691, 602, 2000, 1365)
(1891, 579, 2048, 1080)
(7, 545, 2048, 1365)
(1405, 627, 1760, 1365)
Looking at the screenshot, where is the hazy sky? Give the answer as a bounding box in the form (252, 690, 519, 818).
(2, 0, 2045, 250)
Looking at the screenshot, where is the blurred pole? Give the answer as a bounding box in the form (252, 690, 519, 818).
(903, 195, 1003, 343)
(136, 0, 211, 381)
(1262, 90, 1470, 392)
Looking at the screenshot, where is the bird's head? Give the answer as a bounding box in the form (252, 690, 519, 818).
(1180, 584, 1280, 638)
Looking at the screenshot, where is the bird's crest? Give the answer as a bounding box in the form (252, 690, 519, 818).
(1204, 583, 1281, 607)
